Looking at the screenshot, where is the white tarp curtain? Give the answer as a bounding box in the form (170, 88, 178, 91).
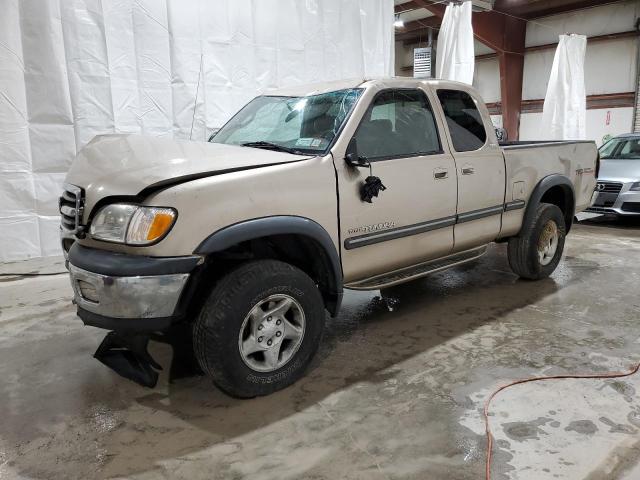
(435, 0, 474, 85)
(541, 34, 587, 140)
(0, 0, 394, 262)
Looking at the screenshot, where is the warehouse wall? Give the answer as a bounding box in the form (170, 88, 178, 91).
(394, 0, 639, 143)
(520, 108, 635, 145)
(473, 56, 500, 104)
(519, 0, 639, 143)
(0, 0, 394, 262)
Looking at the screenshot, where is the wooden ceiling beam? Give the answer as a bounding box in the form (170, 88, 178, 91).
(410, 0, 507, 52)
(394, 1, 423, 14)
(397, 30, 440, 45)
(396, 0, 615, 18)
(397, 16, 442, 33)
(494, 0, 619, 19)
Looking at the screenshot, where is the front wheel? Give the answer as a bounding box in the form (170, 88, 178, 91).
(508, 203, 566, 280)
(193, 260, 325, 398)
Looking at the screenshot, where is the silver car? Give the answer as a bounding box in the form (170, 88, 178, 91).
(587, 133, 640, 216)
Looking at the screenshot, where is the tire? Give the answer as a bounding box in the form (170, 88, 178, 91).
(508, 203, 566, 280)
(193, 259, 325, 398)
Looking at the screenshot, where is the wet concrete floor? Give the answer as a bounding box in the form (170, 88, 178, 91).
(1, 218, 640, 479)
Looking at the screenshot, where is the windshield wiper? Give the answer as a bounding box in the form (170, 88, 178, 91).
(241, 141, 303, 155)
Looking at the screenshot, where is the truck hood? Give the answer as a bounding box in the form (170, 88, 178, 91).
(598, 159, 640, 183)
(65, 134, 313, 213)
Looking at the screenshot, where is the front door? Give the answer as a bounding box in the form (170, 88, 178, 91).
(435, 88, 506, 252)
(334, 87, 458, 283)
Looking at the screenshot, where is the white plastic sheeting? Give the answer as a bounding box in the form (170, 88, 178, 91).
(0, 0, 394, 262)
(435, 0, 474, 85)
(541, 34, 587, 140)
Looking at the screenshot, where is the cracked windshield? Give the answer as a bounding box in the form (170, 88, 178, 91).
(211, 88, 362, 154)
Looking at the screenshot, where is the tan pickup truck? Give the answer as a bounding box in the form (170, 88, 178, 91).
(61, 78, 598, 397)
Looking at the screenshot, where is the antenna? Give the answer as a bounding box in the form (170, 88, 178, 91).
(189, 54, 204, 141)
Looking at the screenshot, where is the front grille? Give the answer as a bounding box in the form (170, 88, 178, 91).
(595, 181, 623, 194)
(59, 184, 84, 233)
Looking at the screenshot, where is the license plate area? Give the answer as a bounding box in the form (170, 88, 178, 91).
(593, 192, 618, 207)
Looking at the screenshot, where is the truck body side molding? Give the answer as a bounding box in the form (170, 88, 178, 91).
(456, 205, 505, 224)
(504, 200, 526, 211)
(344, 201, 527, 250)
(345, 216, 457, 250)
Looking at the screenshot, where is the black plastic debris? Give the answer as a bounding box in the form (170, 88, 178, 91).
(94, 332, 162, 388)
(360, 176, 386, 203)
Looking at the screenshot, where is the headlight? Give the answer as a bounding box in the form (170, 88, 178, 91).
(90, 204, 177, 245)
(90, 204, 137, 243)
(630, 182, 640, 192)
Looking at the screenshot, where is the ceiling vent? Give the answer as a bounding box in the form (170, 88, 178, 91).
(471, 0, 494, 12)
(413, 47, 433, 78)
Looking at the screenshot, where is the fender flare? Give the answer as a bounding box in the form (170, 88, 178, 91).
(522, 174, 576, 234)
(194, 216, 343, 315)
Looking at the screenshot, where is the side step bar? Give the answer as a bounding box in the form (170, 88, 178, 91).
(344, 246, 488, 291)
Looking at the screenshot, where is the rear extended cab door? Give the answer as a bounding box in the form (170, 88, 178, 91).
(430, 84, 507, 252)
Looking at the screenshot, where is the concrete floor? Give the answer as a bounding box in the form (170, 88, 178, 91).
(1, 218, 640, 480)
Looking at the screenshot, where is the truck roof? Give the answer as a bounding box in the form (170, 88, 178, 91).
(268, 77, 470, 97)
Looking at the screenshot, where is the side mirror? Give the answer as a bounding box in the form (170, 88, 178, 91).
(344, 138, 369, 168)
(495, 127, 508, 143)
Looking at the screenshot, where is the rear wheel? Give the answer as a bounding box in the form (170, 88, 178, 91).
(193, 260, 325, 398)
(508, 203, 566, 280)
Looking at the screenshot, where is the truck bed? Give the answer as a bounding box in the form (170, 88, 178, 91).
(498, 139, 598, 238)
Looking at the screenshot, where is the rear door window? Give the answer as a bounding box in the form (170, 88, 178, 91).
(437, 89, 487, 152)
(353, 89, 441, 161)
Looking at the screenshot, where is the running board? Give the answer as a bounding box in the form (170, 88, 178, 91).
(344, 246, 488, 291)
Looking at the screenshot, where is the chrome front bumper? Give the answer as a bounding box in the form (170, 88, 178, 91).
(586, 184, 640, 216)
(69, 264, 189, 319)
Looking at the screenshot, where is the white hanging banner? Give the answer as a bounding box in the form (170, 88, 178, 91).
(541, 34, 587, 140)
(0, 0, 395, 262)
(435, 1, 474, 85)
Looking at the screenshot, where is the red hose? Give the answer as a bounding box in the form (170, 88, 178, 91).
(484, 362, 640, 480)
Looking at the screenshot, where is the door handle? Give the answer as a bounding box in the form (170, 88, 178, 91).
(462, 167, 475, 175)
(434, 169, 448, 180)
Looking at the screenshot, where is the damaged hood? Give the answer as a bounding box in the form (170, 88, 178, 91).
(65, 134, 312, 212)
